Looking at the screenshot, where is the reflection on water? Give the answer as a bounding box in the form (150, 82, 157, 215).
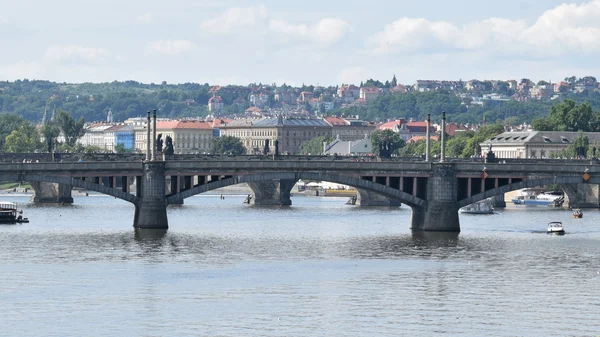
(1, 195, 600, 337)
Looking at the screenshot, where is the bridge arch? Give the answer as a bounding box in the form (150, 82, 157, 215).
(0, 173, 139, 205)
(167, 172, 427, 208)
(458, 176, 600, 208)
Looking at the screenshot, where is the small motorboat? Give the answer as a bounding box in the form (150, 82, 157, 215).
(572, 209, 583, 218)
(547, 221, 565, 234)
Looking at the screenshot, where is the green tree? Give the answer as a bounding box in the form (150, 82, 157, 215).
(0, 114, 27, 151)
(114, 143, 133, 153)
(462, 123, 504, 158)
(534, 99, 599, 132)
(210, 136, 246, 155)
(56, 109, 86, 146)
(556, 133, 590, 158)
(40, 121, 61, 153)
(4, 124, 40, 152)
(300, 135, 334, 155)
(370, 129, 404, 157)
(391, 74, 397, 87)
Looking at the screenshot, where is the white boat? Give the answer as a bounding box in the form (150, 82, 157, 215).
(460, 199, 494, 214)
(511, 188, 564, 206)
(547, 221, 565, 234)
(0, 201, 29, 224)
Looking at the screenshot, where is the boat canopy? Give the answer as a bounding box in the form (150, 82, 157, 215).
(0, 201, 17, 209)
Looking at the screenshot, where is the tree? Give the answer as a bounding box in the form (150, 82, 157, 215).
(4, 123, 40, 152)
(300, 135, 334, 155)
(0, 114, 27, 151)
(391, 74, 398, 88)
(56, 109, 86, 146)
(40, 121, 61, 153)
(210, 136, 246, 155)
(114, 143, 133, 154)
(533, 99, 598, 132)
(370, 129, 404, 157)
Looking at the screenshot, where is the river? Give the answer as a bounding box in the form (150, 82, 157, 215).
(1, 194, 599, 336)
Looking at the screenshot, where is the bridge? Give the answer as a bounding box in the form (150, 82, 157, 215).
(1, 156, 598, 232)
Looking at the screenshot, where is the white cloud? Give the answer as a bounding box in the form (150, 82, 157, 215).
(137, 13, 152, 24)
(0, 61, 46, 80)
(200, 4, 268, 34)
(269, 17, 350, 46)
(369, 0, 600, 56)
(145, 40, 197, 56)
(200, 5, 349, 46)
(43, 45, 112, 63)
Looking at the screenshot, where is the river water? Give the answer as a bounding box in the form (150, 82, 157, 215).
(1, 193, 599, 337)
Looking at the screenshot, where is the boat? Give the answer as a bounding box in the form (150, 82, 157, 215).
(547, 221, 565, 234)
(460, 199, 494, 214)
(346, 195, 357, 205)
(572, 209, 583, 218)
(0, 201, 29, 224)
(511, 188, 564, 207)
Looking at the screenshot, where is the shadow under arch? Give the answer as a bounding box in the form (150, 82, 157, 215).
(167, 171, 427, 208)
(1, 173, 140, 205)
(458, 175, 600, 208)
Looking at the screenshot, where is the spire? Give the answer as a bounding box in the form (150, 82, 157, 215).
(107, 109, 113, 123)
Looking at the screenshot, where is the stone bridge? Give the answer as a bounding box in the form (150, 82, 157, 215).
(0, 157, 598, 231)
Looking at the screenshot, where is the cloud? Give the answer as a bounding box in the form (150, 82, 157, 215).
(137, 13, 152, 24)
(368, 0, 600, 56)
(43, 45, 112, 63)
(200, 5, 349, 46)
(269, 17, 350, 46)
(0, 61, 46, 80)
(200, 4, 268, 34)
(145, 40, 197, 56)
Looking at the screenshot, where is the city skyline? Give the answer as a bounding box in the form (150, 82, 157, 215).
(1, 0, 598, 86)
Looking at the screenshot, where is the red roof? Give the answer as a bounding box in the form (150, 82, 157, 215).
(156, 121, 213, 130)
(208, 96, 223, 103)
(407, 135, 439, 143)
(324, 116, 348, 126)
(378, 120, 402, 130)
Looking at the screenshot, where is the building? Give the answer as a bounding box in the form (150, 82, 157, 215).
(323, 116, 376, 141)
(323, 135, 372, 156)
(79, 124, 113, 149)
(220, 115, 332, 154)
(378, 119, 436, 141)
(208, 95, 224, 112)
(114, 125, 135, 152)
(155, 120, 214, 154)
(359, 87, 380, 101)
(480, 131, 600, 159)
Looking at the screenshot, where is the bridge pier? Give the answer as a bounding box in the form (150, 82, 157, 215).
(356, 188, 401, 207)
(490, 194, 506, 208)
(247, 178, 297, 206)
(411, 164, 460, 232)
(134, 161, 168, 229)
(562, 183, 600, 208)
(30, 182, 73, 204)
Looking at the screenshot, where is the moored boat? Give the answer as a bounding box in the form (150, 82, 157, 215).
(460, 199, 494, 214)
(547, 221, 564, 234)
(511, 188, 564, 207)
(0, 201, 29, 224)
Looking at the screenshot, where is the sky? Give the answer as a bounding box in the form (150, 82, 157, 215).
(1, 0, 599, 86)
